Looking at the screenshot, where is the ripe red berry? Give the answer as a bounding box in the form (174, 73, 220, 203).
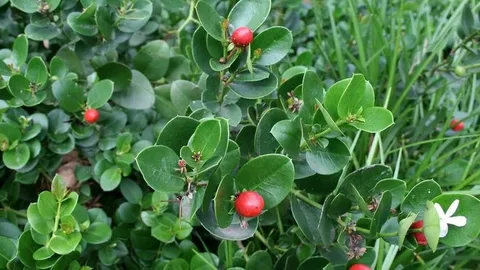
(450, 119, 464, 131)
(231, 27, 253, 47)
(84, 109, 100, 124)
(234, 191, 264, 218)
(410, 220, 428, 246)
(349, 264, 371, 270)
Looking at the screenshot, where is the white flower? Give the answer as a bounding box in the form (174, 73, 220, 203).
(434, 199, 467, 238)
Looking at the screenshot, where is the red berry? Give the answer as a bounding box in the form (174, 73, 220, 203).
(349, 264, 371, 270)
(231, 27, 253, 47)
(450, 119, 464, 131)
(234, 191, 264, 217)
(410, 220, 428, 246)
(84, 109, 100, 124)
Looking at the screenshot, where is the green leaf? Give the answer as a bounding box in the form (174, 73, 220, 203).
(235, 67, 270, 82)
(0, 123, 21, 143)
(18, 231, 41, 268)
(48, 231, 81, 255)
(214, 174, 234, 228)
(117, 202, 141, 223)
(299, 71, 324, 124)
(432, 194, 480, 247)
(401, 180, 442, 216)
(60, 192, 78, 217)
(49, 57, 68, 79)
(97, 62, 132, 91)
(196, 1, 225, 41)
(82, 222, 112, 244)
(251, 26, 292, 66)
(197, 204, 258, 241)
(236, 154, 294, 209)
(26, 57, 48, 86)
(219, 140, 240, 174)
(323, 79, 348, 120)
(339, 165, 393, 200)
(38, 191, 57, 219)
(423, 201, 440, 252)
(51, 174, 67, 201)
(136, 145, 185, 194)
(318, 194, 336, 245)
(398, 213, 417, 248)
(86, 80, 114, 109)
(120, 179, 143, 204)
(228, 0, 271, 31)
(192, 27, 216, 75)
(306, 139, 350, 175)
(254, 108, 287, 155)
(96, 6, 115, 40)
(32, 246, 54, 261)
(3, 143, 30, 170)
(188, 119, 221, 162)
(117, 0, 153, 33)
(8, 74, 32, 101)
(0, 236, 16, 268)
(10, 0, 38, 13)
(350, 107, 394, 133)
(170, 80, 202, 115)
(111, 70, 155, 110)
(67, 3, 98, 36)
(245, 250, 273, 270)
(297, 257, 329, 270)
(152, 213, 178, 243)
(338, 74, 369, 119)
(290, 196, 322, 244)
(27, 203, 54, 235)
(100, 166, 122, 191)
(25, 22, 62, 41)
(209, 52, 240, 71)
(134, 40, 170, 81)
(156, 116, 200, 153)
(230, 71, 278, 99)
(165, 258, 190, 270)
(372, 179, 406, 208)
(12, 35, 28, 66)
(52, 79, 85, 113)
(190, 252, 219, 270)
(271, 119, 302, 158)
(370, 191, 392, 236)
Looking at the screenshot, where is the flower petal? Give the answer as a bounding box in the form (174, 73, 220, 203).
(445, 199, 460, 217)
(439, 221, 449, 238)
(447, 216, 467, 227)
(434, 203, 445, 218)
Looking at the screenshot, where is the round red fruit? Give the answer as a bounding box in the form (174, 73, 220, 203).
(84, 109, 100, 124)
(349, 264, 371, 270)
(234, 191, 264, 217)
(231, 27, 253, 47)
(450, 119, 464, 131)
(410, 220, 428, 246)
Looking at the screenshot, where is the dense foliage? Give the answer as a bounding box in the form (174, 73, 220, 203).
(0, 0, 479, 269)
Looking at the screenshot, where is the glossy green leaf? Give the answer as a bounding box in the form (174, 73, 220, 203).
(3, 143, 30, 170)
(156, 116, 200, 153)
(100, 166, 122, 191)
(271, 119, 302, 158)
(97, 62, 132, 91)
(48, 231, 81, 255)
(306, 139, 350, 175)
(230, 71, 278, 99)
(27, 203, 54, 235)
(246, 250, 273, 270)
(136, 145, 185, 193)
(192, 27, 216, 75)
(38, 191, 57, 219)
(254, 108, 287, 155)
(337, 74, 369, 118)
(290, 196, 322, 244)
(51, 174, 67, 201)
(134, 40, 170, 81)
(251, 26, 292, 66)
(372, 179, 406, 208)
(170, 80, 202, 115)
(96, 6, 115, 40)
(86, 80, 114, 109)
(82, 222, 112, 244)
(189, 119, 221, 162)
(423, 201, 440, 252)
(52, 79, 85, 113)
(117, 0, 152, 33)
(401, 180, 442, 216)
(26, 56, 48, 86)
(120, 179, 143, 204)
(111, 70, 155, 110)
(323, 79, 349, 120)
(10, 0, 38, 13)
(67, 4, 98, 36)
(8, 74, 32, 100)
(165, 258, 190, 270)
(398, 213, 417, 248)
(214, 174, 234, 228)
(339, 165, 393, 199)
(196, 1, 225, 41)
(228, 0, 271, 31)
(0, 236, 16, 268)
(32, 246, 54, 261)
(18, 231, 41, 268)
(370, 191, 392, 236)
(25, 22, 62, 41)
(236, 154, 294, 209)
(350, 107, 394, 133)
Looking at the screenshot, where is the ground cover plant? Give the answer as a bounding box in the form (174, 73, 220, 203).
(0, 0, 479, 269)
